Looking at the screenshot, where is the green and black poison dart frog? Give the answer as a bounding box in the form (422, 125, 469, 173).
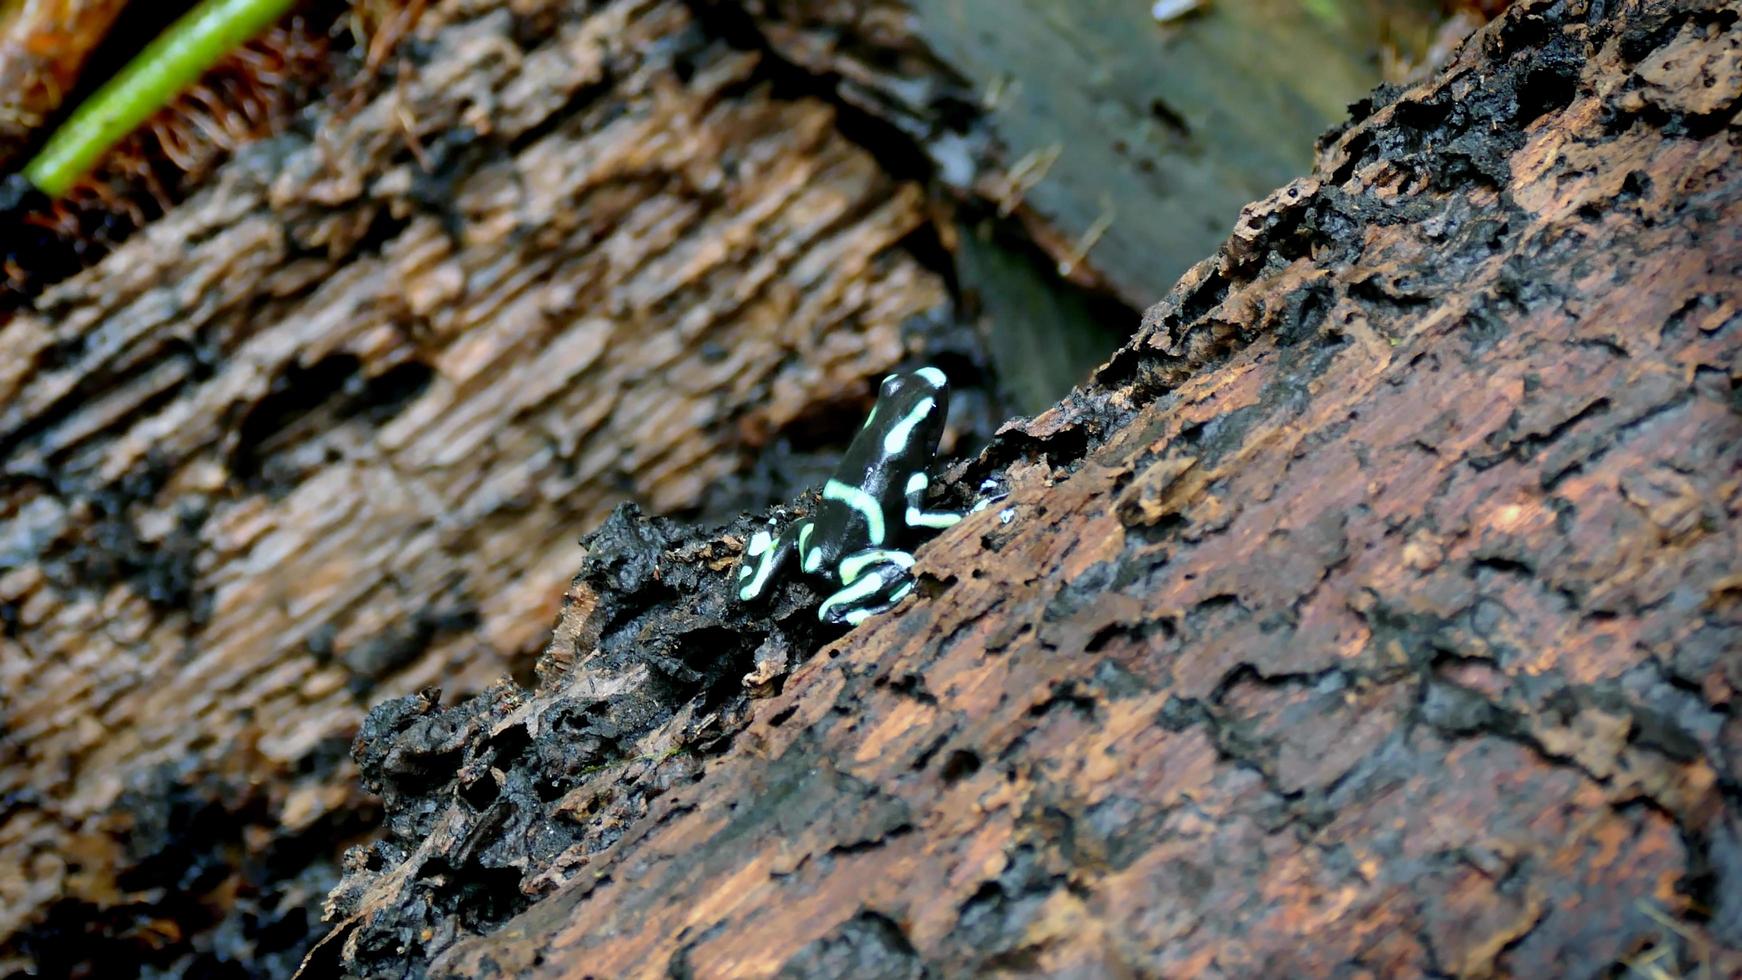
(735, 366, 972, 626)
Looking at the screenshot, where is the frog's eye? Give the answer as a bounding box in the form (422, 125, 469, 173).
(880, 374, 901, 397)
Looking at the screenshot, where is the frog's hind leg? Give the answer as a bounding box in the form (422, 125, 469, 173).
(818, 548, 916, 625)
(736, 520, 803, 603)
(902, 473, 964, 530)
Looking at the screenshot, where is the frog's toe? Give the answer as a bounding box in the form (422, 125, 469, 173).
(968, 477, 1011, 513)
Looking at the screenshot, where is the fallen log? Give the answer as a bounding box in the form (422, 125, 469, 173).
(319, 0, 1742, 975)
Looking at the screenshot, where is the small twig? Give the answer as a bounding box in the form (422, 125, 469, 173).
(995, 142, 1062, 217)
(1058, 194, 1115, 278)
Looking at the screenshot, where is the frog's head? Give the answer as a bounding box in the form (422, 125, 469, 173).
(869, 366, 950, 457)
(877, 363, 947, 398)
(878, 365, 947, 401)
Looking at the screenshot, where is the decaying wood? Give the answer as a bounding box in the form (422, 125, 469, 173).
(321, 0, 1742, 975)
(0, 0, 973, 972)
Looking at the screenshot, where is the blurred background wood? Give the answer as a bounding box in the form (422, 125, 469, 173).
(703, 0, 1452, 411)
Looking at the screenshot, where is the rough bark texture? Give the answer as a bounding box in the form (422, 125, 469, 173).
(0, 0, 991, 973)
(321, 0, 1742, 975)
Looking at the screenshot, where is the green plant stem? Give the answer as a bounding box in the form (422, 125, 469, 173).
(23, 0, 297, 197)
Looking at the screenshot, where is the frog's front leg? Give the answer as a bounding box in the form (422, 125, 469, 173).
(902, 472, 964, 530)
(736, 519, 806, 603)
(817, 547, 916, 626)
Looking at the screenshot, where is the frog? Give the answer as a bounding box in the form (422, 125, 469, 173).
(734, 366, 976, 626)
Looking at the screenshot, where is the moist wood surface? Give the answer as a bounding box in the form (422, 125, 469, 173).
(322, 0, 1742, 976)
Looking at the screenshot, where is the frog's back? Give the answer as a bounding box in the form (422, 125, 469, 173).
(810, 368, 951, 561)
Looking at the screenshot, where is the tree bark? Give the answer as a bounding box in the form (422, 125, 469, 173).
(320, 0, 1742, 975)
